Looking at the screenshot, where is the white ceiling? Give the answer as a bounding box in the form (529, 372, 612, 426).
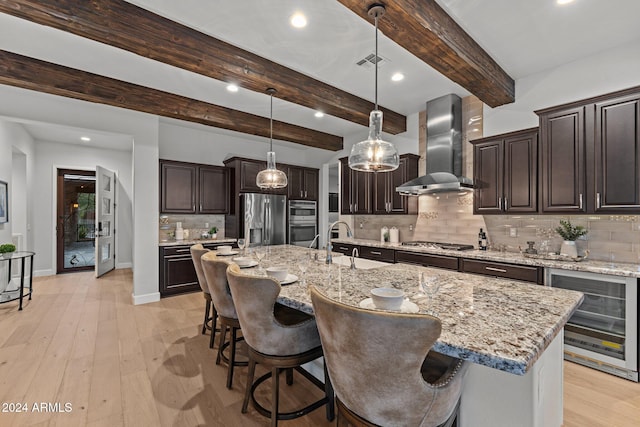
(2, 0, 640, 150)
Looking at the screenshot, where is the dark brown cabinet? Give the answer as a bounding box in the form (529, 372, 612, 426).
(160, 160, 228, 214)
(288, 166, 318, 200)
(472, 128, 538, 214)
(359, 246, 395, 263)
(593, 93, 640, 212)
(537, 86, 640, 214)
(235, 158, 286, 195)
(332, 242, 360, 256)
(159, 242, 235, 296)
(460, 258, 543, 285)
(395, 251, 459, 270)
(373, 154, 419, 214)
(340, 158, 372, 215)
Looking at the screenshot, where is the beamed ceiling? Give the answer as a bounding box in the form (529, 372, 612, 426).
(0, 0, 639, 150)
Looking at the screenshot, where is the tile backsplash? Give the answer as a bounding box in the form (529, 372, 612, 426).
(159, 214, 225, 242)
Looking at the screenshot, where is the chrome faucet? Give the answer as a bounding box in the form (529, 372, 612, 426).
(350, 247, 359, 270)
(326, 221, 353, 264)
(308, 233, 320, 261)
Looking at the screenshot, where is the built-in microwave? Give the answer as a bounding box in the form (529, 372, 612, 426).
(288, 200, 317, 248)
(547, 268, 638, 381)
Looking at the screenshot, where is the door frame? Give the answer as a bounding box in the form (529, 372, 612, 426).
(56, 167, 96, 273)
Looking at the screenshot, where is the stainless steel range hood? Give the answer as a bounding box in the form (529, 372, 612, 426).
(396, 94, 473, 195)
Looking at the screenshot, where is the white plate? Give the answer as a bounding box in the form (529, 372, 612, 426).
(359, 298, 419, 313)
(236, 260, 259, 268)
(280, 274, 299, 285)
(216, 250, 239, 256)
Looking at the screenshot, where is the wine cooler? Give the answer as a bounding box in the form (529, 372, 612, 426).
(547, 268, 638, 381)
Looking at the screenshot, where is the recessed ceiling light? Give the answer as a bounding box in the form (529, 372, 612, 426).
(556, 0, 575, 5)
(391, 72, 405, 82)
(80, 136, 91, 142)
(226, 84, 239, 92)
(290, 12, 307, 28)
(314, 111, 324, 118)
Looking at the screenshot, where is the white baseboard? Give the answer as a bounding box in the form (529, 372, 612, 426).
(116, 262, 132, 269)
(34, 269, 54, 277)
(132, 291, 160, 305)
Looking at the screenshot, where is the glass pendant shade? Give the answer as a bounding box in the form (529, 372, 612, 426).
(257, 87, 288, 189)
(349, 110, 399, 172)
(348, 4, 399, 173)
(256, 151, 288, 188)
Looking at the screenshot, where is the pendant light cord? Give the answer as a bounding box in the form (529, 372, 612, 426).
(269, 91, 274, 152)
(374, 13, 379, 111)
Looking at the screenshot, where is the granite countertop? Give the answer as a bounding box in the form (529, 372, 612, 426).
(159, 238, 236, 247)
(237, 245, 584, 376)
(333, 238, 640, 278)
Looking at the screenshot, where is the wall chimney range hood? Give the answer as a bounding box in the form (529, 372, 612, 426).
(396, 94, 473, 195)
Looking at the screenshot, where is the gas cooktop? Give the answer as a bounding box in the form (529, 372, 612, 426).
(401, 241, 475, 251)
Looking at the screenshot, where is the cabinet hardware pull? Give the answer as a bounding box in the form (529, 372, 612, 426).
(305, 190, 308, 198)
(339, 247, 348, 251)
(596, 192, 601, 209)
(498, 198, 502, 210)
(370, 251, 382, 255)
(193, 204, 196, 211)
(504, 197, 508, 210)
(175, 249, 191, 253)
(579, 193, 583, 210)
(485, 266, 507, 273)
(200, 203, 202, 211)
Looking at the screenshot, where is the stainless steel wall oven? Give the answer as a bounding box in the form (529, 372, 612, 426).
(288, 200, 317, 248)
(547, 268, 638, 381)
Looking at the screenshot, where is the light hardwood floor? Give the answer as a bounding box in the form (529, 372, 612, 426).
(0, 269, 638, 426)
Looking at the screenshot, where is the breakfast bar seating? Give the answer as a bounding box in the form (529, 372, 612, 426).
(226, 263, 334, 427)
(189, 244, 217, 345)
(310, 285, 468, 427)
(200, 251, 246, 389)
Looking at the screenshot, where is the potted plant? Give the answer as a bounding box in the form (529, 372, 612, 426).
(555, 219, 587, 257)
(209, 227, 218, 239)
(0, 243, 16, 259)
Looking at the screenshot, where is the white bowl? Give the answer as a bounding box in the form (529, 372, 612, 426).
(370, 288, 404, 310)
(233, 257, 253, 267)
(217, 245, 232, 254)
(266, 266, 289, 282)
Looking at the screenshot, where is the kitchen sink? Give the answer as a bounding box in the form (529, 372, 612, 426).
(331, 256, 388, 270)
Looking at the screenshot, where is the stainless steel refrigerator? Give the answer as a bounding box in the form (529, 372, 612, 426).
(240, 193, 287, 246)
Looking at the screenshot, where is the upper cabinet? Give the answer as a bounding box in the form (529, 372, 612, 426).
(160, 160, 229, 214)
(373, 154, 419, 214)
(287, 166, 318, 201)
(340, 157, 372, 215)
(472, 128, 538, 214)
(537, 86, 640, 213)
(340, 154, 419, 215)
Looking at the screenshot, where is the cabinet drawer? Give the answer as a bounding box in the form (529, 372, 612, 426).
(162, 245, 193, 256)
(332, 243, 359, 256)
(460, 259, 543, 284)
(359, 247, 395, 263)
(395, 251, 459, 270)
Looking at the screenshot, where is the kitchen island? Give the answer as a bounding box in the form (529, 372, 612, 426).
(239, 245, 583, 427)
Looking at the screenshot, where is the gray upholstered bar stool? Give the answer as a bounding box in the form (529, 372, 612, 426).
(190, 244, 217, 346)
(200, 251, 247, 389)
(310, 286, 468, 427)
(226, 263, 334, 427)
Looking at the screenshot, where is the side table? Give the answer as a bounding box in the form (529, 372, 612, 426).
(0, 251, 35, 310)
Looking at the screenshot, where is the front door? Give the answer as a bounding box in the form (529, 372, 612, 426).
(95, 166, 116, 277)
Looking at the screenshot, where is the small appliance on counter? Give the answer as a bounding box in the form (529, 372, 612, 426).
(389, 226, 399, 244)
(175, 222, 184, 241)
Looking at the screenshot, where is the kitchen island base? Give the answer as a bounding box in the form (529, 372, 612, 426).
(459, 331, 564, 427)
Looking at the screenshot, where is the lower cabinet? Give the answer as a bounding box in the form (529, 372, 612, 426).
(331, 242, 360, 256)
(395, 251, 459, 270)
(460, 258, 543, 284)
(159, 242, 235, 297)
(358, 246, 396, 263)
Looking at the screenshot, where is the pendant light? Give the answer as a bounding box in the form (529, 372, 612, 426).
(256, 88, 288, 189)
(348, 3, 399, 172)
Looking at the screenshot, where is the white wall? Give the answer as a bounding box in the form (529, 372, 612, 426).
(0, 85, 159, 304)
(31, 140, 133, 275)
(484, 39, 640, 136)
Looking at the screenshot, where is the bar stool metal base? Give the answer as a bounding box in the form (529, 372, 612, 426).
(216, 315, 248, 389)
(242, 345, 334, 427)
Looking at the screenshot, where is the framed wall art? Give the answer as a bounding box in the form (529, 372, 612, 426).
(0, 180, 8, 223)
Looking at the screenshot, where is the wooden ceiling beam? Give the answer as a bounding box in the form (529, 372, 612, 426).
(0, 50, 343, 151)
(0, 0, 407, 134)
(337, 0, 515, 107)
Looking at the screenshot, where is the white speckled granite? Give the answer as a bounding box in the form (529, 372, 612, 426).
(237, 245, 584, 376)
(159, 238, 236, 247)
(334, 238, 640, 278)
